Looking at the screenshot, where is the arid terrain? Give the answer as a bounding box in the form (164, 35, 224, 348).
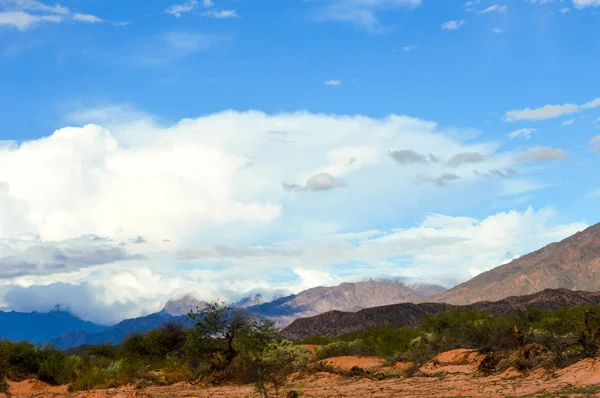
(4, 349, 600, 398)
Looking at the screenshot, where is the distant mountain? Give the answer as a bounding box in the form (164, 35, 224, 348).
(248, 280, 446, 327)
(161, 294, 206, 316)
(281, 288, 600, 341)
(2, 281, 445, 349)
(0, 310, 107, 344)
(48, 312, 187, 350)
(424, 222, 600, 305)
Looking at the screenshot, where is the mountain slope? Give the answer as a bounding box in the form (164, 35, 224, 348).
(248, 280, 446, 326)
(0, 310, 107, 344)
(48, 312, 187, 349)
(281, 288, 600, 341)
(425, 222, 600, 305)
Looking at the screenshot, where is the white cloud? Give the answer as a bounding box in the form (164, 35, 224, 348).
(72, 13, 103, 23)
(477, 5, 508, 14)
(508, 128, 536, 139)
(492, 27, 505, 33)
(403, 45, 418, 51)
(573, 0, 600, 9)
(441, 20, 465, 30)
(0, 10, 61, 30)
(0, 0, 104, 30)
(179, 207, 587, 288)
(201, 9, 238, 18)
(165, 0, 198, 17)
(313, 0, 422, 32)
(591, 135, 600, 152)
(505, 97, 600, 121)
(324, 79, 342, 86)
(562, 118, 576, 126)
(514, 146, 567, 162)
(560, 7, 571, 12)
(0, 107, 560, 321)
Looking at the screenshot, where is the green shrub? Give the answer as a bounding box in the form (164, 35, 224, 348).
(37, 347, 80, 385)
(249, 340, 310, 398)
(314, 340, 374, 360)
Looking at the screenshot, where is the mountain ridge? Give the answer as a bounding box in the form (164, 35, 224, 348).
(424, 222, 600, 305)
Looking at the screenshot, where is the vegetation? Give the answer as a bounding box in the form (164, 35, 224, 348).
(2, 303, 600, 396)
(302, 305, 600, 373)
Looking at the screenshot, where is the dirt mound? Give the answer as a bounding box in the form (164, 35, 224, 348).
(318, 356, 385, 371)
(6, 379, 68, 395)
(420, 348, 486, 375)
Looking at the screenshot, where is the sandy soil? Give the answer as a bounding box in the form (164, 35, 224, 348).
(4, 349, 600, 397)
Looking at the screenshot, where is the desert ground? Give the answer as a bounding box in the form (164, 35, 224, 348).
(4, 349, 600, 398)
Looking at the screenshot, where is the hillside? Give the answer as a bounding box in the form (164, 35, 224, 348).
(281, 288, 600, 341)
(425, 222, 600, 305)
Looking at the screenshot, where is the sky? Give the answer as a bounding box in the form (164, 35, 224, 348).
(0, 0, 599, 324)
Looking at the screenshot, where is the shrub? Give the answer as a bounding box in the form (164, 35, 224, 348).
(249, 340, 310, 398)
(314, 340, 373, 360)
(37, 347, 80, 385)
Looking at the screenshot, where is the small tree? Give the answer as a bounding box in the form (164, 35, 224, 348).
(186, 301, 279, 372)
(250, 340, 310, 398)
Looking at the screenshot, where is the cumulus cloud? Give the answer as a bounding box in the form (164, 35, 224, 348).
(514, 146, 567, 162)
(441, 20, 465, 30)
(0, 0, 104, 30)
(283, 172, 347, 192)
(0, 107, 551, 321)
(505, 97, 600, 121)
(508, 128, 536, 139)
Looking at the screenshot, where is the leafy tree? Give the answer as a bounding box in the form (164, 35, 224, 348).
(187, 300, 279, 367)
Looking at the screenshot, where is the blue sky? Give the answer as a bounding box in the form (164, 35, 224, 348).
(0, 0, 599, 324)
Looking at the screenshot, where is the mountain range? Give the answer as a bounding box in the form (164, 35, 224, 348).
(2, 221, 600, 350)
(0, 280, 444, 349)
(281, 288, 600, 341)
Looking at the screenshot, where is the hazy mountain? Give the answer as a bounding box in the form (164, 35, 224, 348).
(424, 222, 600, 305)
(1, 281, 444, 349)
(48, 312, 186, 350)
(281, 288, 600, 341)
(161, 294, 206, 316)
(0, 310, 107, 344)
(248, 280, 446, 327)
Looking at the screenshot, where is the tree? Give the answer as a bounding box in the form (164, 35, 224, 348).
(186, 301, 279, 370)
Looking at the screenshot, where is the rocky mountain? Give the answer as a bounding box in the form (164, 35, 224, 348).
(425, 222, 600, 305)
(161, 294, 206, 316)
(248, 280, 446, 327)
(0, 310, 108, 344)
(281, 288, 600, 341)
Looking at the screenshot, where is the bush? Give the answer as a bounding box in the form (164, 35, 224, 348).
(248, 340, 310, 398)
(37, 347, 80, 385)
(314, 340, 373, 360)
